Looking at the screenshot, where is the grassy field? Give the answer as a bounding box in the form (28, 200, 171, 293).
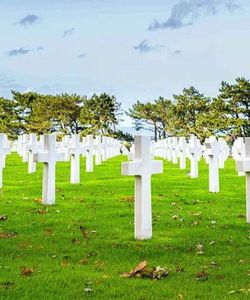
(0, 154, 249, 299)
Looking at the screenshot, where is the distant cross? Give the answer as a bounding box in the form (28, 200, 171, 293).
(101, 136, 109, 161)
(166, 138, 172, 161)
(188, 135, 202, 178)
(69, 134, 83, 183)
(94, 136, 103, 165)
(178, 137, 187, 169)
(85, 135, 95, 172)
(122, 136, 163, 240)
(26, 133, 39, 173)
(204, 136, 220, 193)
(0, 134, 11, 188)
(236, 137, 250, 223)
(218, 138, 229, 169)
(171, 137, 178, 164)
(21, 134, 29, 162)
(34, 134, 66, 205)
(233, 138, 245, 176)
(61, 135, 71, 161)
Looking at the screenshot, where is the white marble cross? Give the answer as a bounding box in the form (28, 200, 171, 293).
(204, 136, 220, 193)
(84, 135, 95, 172)
(21, 134, 29, 162)
(188, 135, 202, 178)
(166, 138, 172, 161)
(236, 137, 250, 223)
(101, 136, 108, 161)
(232, 137, 245, 176)
(34, 134, 66, 205)
(121, 135, 163, 240)
(218, 138, 229, 169)
(171, 137, 178, 164)
(0, 134, 11, 188)
(26, 133, 39, 173)
(60, 135, 71, 161)
(178, 137, 187, 169)
(94, 136, 103, 165)
(69, 134, 84, 183)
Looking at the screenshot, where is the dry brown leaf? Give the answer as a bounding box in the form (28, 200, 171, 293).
(43, 228, 53, 236)
(120, 196, 134, 202)
(195, 271, 208, 281)
(80, 226, 88, 239)
(20, 267, 34, 277)
(0, 232, 17, 239)
(34, 198, 42, 204)
(122, 261, 169, 280)
(79, 258, 88, 265)
(71, 238, 80, 245)
(37, 208, 48, 215)
(0, 281, 15, 289)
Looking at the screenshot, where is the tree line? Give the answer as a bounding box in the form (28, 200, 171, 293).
(0, 91, 132, 140)
(127, 77, 250, 142)
(0, 77, 249, 142)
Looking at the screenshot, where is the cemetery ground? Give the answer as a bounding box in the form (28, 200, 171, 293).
(0, 154, 249, 300)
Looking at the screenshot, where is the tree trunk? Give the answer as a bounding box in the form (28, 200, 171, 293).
(154, 123, 157, 142)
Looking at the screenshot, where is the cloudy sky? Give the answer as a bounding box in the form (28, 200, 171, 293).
(0, 0, 249, 125)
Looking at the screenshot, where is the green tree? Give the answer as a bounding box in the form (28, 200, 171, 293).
(172, 87, 210, 140)
(0, 97, 18, 139)
(216, 77, 250, 137)
(154, 97, 174, 138)
(127, 101, 160, 141)
(80, 93, 122, 135)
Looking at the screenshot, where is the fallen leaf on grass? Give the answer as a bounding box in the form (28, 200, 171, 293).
(80, 226, 89, 239)
(196, 244, 204, 255)
(176, 266, 184, 273)
(43, 228, 53, 236)
(195, 271, 208, 281)
(20, 266, 34, 277)
(34, 198, 42, 204)
(37, 208, 48, 215)
(120, 196, 134, 202)
(61, 256, 70, 267)
(122, 261, 169, 280)
(0, 232, 17, 239)
(71, 238, 80, 245)
(0, 281, 15, 289)
(0, 215, 8, 221)
(79, 258, 88, 265)
(238, 214, 245, 218)
(191, 221, 199, 227)
(228, 288, 250, 295)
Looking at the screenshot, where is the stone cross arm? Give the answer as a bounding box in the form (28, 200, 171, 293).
(237, 160, 250, 173)
(33, 152, 66, 163)
(122, 160, 163, 177)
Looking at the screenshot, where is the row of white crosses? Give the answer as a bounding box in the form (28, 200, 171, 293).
(11, 133, 122, 205)
(0, 134, 11, 188)
(122, 135, 250, 240)
(154, 136, 203, 178)
(236, 137, 250, 223)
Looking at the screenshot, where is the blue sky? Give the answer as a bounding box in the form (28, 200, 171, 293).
(0, 0, 249, 125)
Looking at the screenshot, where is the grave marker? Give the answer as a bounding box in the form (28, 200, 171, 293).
(204, 136, 220, 193)
(34, 134, 66, 205)
(121, 136, 163, 240)
(236, 137, 250, 223)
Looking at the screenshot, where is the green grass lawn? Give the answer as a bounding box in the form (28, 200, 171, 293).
(0, 154, 249, 299)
